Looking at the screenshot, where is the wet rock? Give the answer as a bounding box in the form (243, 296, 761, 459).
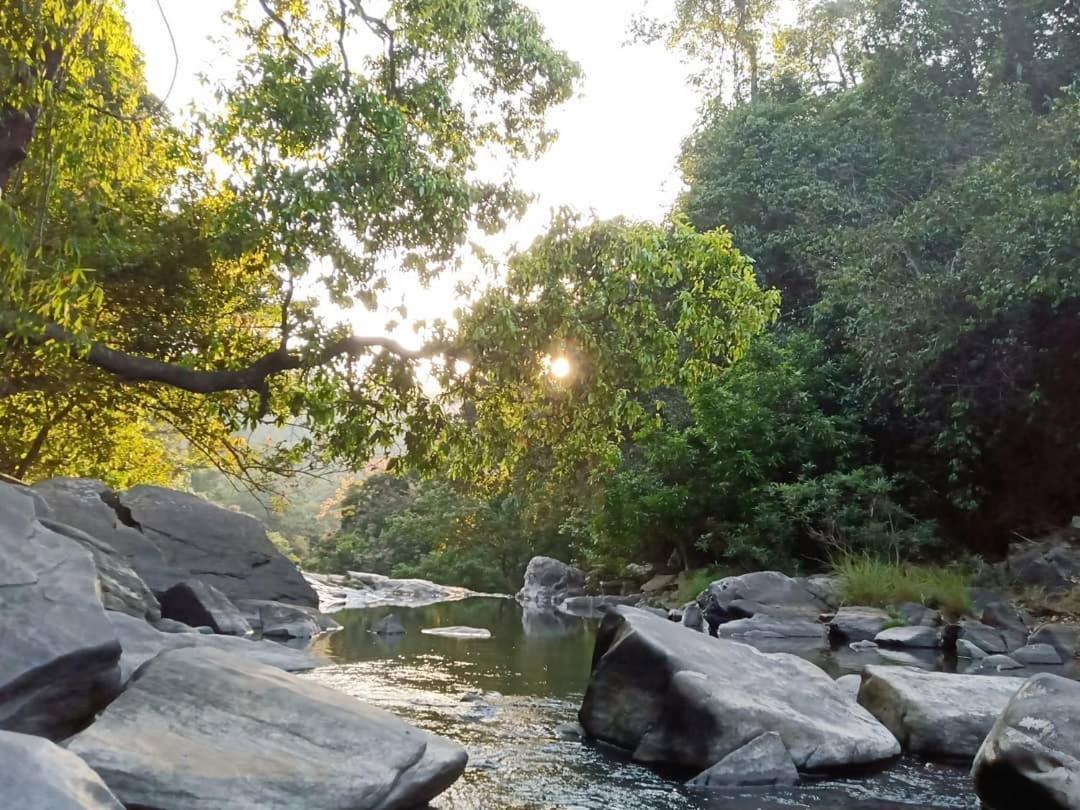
(849, 640, 879, 652)
(897, 602, 940, 627)
(1028, 624, 1080, 660)
(67, 647, 467, 810)
(977, 654, 1024, 672)
(0, 483, 121, 740)
(0, 730, 123, 809)
(957, 622, 1008, 654)
(972, 673, 1080, 810)
(858, 666, 1025, 759)
(957, 639, 988, 659)
(517, 556, 586, 607)
(687, 732, 800, 788)
(715, 614, 827, 641)
(579, 607, 900, 772)
(554, 722, 586, 741)
(874, 625, 942, 649)
(372, 614, 406, 635)
(828, 607, 892, 643)
(698, 571, 829, 630)
(1012, 643, 1063, 666)
(107, 611, 322, 685)
(160, 579, 252, 636)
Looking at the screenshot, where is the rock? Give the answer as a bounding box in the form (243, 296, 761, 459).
(554, 722, 586, 741)
(978, 654, 1024, 671)
(160, 579, 252, 636)
(517, 556, 586, 607)
(849, 640, 879, 652)
(1012, 643, 1064, 665)
(957, 621, 1008, 654)
(421, 626, 492, 639)
(67, 647, 467, 809)
(972, 673, 1080, 809)
(681, 602, 704, 632)
(698, 571, 829, 629)
(687, 732, 800, 789)
(1028, 624, 1080, 660)
(641, 573, 679, 594)
(874, 625, 942, 649)
(153, 617, 198, 633)
(579, 607, 900, 772)
(981, 601, 1030, 635)
(897, 602, 941, 627)
(667, 608, 684, 622)
(0, 730, 123, 809)
(1006, 539, 1080, 594)
(957, 639, 988, 659)
(798, 574, 842, 609)
(560, 594, 640, 617)
(836, 674, 862, 701)
(715, 614, 827, 641)
(0, 483, 121, 740)
(969, 587, 1008, 614)
(828, 607, 892, 643)
(37, 518, 161, 622)
(107, 611, 321, 685)
(521, 608, 580, 638)
(235, 599, 328, 638)
(312, 573, 481, 611)
(373, 614, 406, 635)
(623, 563, 655, 581)
(858, 666, 1025, 759)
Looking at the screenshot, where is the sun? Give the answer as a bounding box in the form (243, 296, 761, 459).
(549, 355, 572, 379)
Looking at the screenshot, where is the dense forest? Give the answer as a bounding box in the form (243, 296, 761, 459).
(3, 0, 1078, 594)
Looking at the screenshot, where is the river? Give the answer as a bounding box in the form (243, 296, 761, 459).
(301, 597, 988, 809)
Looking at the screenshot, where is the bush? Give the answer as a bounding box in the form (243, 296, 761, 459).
(832, 552, 972, 617)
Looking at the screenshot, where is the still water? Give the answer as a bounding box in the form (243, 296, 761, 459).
(304, 598, 978, 810)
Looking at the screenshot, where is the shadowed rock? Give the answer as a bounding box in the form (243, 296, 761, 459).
(0, 730, 122, 809)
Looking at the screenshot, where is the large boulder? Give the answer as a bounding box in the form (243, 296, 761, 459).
(0, 730, 123, 809)
(1006, 538, 1080, 594)
(0, 483, 121, 740)
(578, 607, 899, 773)
(828, 606, 892, 643)
(972, 673, 1080, 810)
(516, 556, 586, 607)
(67, 647, 467, 809)
(235, 599, 336, 638)
(857, 666, 1025, 759)
(160, 579, 252, 636)
(957, 621, 1009, 654)
(107, 611, 322, 685)
(697, 571, 828, 631)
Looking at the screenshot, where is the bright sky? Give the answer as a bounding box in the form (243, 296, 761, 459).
(123, 0, 702, 346)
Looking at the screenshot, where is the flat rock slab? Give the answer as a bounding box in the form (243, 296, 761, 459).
(0, 730, 122, 809)
(829, 607, 892, 643)
(858, 666, 1025, 759)
(874, 625, 942, 648)
(0, 483, 121, 740)
(973, 673, 1080, 810)
(67, 647, 467, 810)
(107, 612, 322, 685)
(688, 731, 799, 788)
(579, 607, 899, 773)
(715, 614, 827, 641)
(421, 626, 492, 639)
(160, 579, 252, 636)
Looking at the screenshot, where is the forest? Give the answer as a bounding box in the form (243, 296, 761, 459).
(3, 0, 1079, 596)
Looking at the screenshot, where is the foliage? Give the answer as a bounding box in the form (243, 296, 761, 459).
(676, 566, 732, 603)
(832, 552, 973, 617)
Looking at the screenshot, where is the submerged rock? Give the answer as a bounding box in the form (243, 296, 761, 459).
(372, 614, 406, 636)
(972, 673, 1080, 810)
(160, 579, 252, 636)
(0, 483, 121, 740)
(67, 647, 467, 810)
(0, 730, 122, 809)
(579, 607, 899, 773)
(858, 666, 1024, 759)
(687, 732, 800, 789)
(517, 556, 586, 608)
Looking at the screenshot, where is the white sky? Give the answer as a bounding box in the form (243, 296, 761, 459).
(123, 0, 702, 346)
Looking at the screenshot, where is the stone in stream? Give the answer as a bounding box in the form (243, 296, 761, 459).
(828, 606, 892, 643)
(234, 599, 336, 639)
(974, 654, 1024, 672)
(372, 614, 406, 635)
(579, 607, 900, 773)
(516, 556, 586, 607)
(66, 647, 467, 810)
(972, 673, 1080, 810)
(957, 639, 988, 659)
(896, 602, 941, 627)
(160, 579, 252, 636)
(107, 611, 322, 685)
(687, 732, 800, 789)
(857, 665, 1025, 759)
(421, 626, 492, 639)
(1027, 623, 1080, 660)
(697, 571, 829, 630)
(874, 625, 942, 649)
(560, 594, 641, 617)
(0, 730, 123, 809)
(1011, 643, 1063, 666)
(956, 621, 1009, 654)
(0, 483, 121, 740)
(714, 614, 827, 641)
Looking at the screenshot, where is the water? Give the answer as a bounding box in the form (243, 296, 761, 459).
(304, 598, 979, 810)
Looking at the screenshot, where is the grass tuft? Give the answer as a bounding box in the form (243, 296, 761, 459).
(832, 552, 972, 618)
(676, 566, 732, 603)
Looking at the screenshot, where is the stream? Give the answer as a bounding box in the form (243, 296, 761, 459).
(303, 597, 987, 809)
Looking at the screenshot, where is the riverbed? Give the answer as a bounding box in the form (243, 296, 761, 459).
(303, 598, 985, 809)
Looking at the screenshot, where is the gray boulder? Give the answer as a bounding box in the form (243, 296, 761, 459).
(836, 674, 862, 701)
(517, 556, 586, 607)
(897, 602, 941, 627)
(715, 614, 827, 641)
(107, 611, 321, 685)
(687, 732, 799, 788)
(874, 625, 942, 649)
(235, 599, 335, 638)
(66, 647, 467, 810)
(1012, 643, 1064, 666)
(957, 639, 988, 660)
(1028, 624, 1080, 660)
(858, 666, 1024, 759)
(579, 607, 900, 772)
(976, 654, 1024, 672)
(1006, 539, 1080, 594)
(0, 730, 122, 809)
(698, 571, 829, 630)
(153, 618, 198, 634)
(981, 601, 1030, 635)
(160, 579, 252, 636)
(828, 607, 892, 643)
(0, 483, 121, 739)
(957, 621, 1009, 654)
(972, 673, 1080, 810)
(681, 602, 704, 632)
